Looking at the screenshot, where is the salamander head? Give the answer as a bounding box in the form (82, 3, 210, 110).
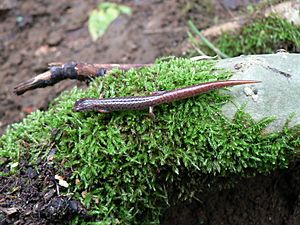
(73, 98, 110, 113)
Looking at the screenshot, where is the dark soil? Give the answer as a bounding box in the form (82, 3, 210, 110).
(162, 164, 300, 225)
(0, 156, 87, 224)
(2, 0, 300, 224)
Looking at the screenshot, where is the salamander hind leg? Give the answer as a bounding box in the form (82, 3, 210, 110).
(149, 106, 155, 118)
(99, 92, 105, 99)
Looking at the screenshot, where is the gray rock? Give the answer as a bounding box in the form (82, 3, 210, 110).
(217, 53, 300, 132)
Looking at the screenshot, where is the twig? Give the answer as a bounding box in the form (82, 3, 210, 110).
(188, 20, 229, 59)
(202, 17, 248, 37)
(13, 62, 152, 95)
(190, 55, 218, 61)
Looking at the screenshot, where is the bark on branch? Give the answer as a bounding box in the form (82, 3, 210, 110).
(13, 62, 151, 95)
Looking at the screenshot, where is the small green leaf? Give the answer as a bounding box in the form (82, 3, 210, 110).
(88, 2, 132, 41)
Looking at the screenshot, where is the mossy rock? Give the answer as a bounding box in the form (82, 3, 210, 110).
(1, 57, 299, 224)
(219, 53, 300, 131)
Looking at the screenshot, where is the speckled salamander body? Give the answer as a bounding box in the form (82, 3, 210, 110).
(73, 80, 260, 115)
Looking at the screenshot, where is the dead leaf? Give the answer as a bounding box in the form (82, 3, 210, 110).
(54, 174, 69, 188)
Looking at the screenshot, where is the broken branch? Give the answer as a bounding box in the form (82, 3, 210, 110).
(13, 62, 152, 95)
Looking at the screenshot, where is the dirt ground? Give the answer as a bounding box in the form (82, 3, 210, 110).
(2, 0, 300, 224)
(0, 0, 191, 136)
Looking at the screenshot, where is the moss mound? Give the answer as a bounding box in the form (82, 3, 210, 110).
(1, 58, 299, 224)
(217, 16, 300, 57)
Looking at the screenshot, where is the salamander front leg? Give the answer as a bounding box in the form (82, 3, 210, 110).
(98, 108, 110, 113)
(151, 91, 166, 96)
(97, 93, 109, 113)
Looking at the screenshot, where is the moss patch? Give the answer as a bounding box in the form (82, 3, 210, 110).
(1, 58, 299, 224)
(217, 16, 300, 57)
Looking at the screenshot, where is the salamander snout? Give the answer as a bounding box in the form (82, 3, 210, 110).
(73, 98, 96, 112)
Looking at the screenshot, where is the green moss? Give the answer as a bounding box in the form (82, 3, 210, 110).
(217, 16, 300, 57)
(1, 58, 299, 224)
